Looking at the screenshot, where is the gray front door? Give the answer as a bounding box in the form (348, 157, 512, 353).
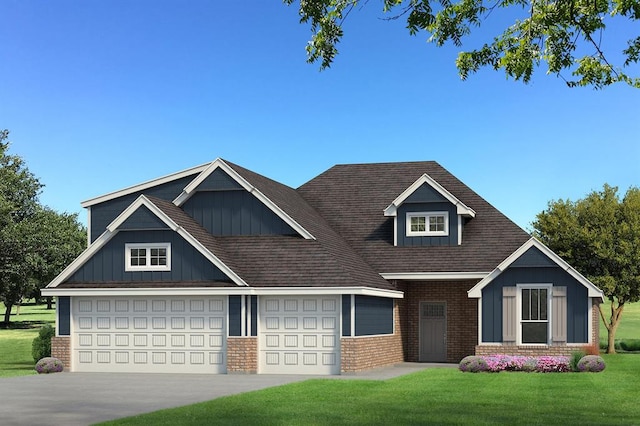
(420, 302, 447, 362)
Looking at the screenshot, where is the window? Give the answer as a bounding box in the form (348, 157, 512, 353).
(406, 212, 449, 236)
(125, 243, 171, 272)
(520, 286, 550, 344)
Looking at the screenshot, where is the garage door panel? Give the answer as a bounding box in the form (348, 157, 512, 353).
(259, 296, 340, 375)
(72, 297, 226, 374)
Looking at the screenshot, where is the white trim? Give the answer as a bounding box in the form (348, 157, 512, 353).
(405, 211, 449, 237)
(42, 286, 405, 298)
(467, 237, 605, 300)
(350, 294, 355, 338)
(517, 283, 552, 346)
(457, 215, 462, 246)
(383, 173, 476, 218)
(588, 298, 593, 345)
(381, 272, 489, 281)
(125, 243, 171, 272)
(172, 159, 315, 240)
(393, 216, 398, 247)
(45, 195, 249, 288)
(86, 207, 92, 246)
(80, 163, 209, 207)
(477, 297, 482, 344)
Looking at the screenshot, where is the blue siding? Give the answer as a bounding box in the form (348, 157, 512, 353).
(65, 230, 230, 283)
(229, 295, 241, 336)
(58, 296, 71, 336)
(355, 296, 394, 336)
(511, 247, 557, 268)
(404, 183, 448, 203)
(183, 191, 297, 236)
(342, 295, 351, 337)
(197, 168, 244, 191)
(250, 295, 257, 337)
(481, 266, 589, 343)
(397, 202, 458, 246)
(118, 206, 170, 230)
(90, 175, 197, 242)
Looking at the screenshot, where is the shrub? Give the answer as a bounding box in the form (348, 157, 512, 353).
(570, 350, 586, 372)
(459, 356, 488, 372)
(536, 356, 571, 372)
(582, 344, 600, 355)
(619, 339, 640, 352)
(577, 355, 606, 372)
(35, 357, 64, 374)
(32, 324, 55, 362)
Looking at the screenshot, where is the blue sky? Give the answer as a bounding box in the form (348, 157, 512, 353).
(1, 1, 638, 231)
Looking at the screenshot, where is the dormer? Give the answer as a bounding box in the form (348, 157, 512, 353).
(384, 173, 475, 247)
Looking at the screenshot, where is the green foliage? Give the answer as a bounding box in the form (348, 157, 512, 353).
(31, 324, 54, 362)
(285, 0, 640, 88)
(619, 339, 640, 351)
(533, 184, 640, 353)
(570, 350, 586, 371)
(0, 131, 86, 325)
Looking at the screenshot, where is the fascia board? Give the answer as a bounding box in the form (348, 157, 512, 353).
(381, 272, 490, 281)
(383, 173, 476, 218)
(174, 159, 316, 240)
(81, 163, 209, 208)
(467, 238, 605, 300)
(41, 286, 405, 298)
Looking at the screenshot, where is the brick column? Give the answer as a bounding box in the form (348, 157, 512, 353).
(227, 337, 257, 373)
(51, 336, 71, 370)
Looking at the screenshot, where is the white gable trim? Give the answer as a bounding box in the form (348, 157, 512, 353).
(383, 173, 476, 218)
(41, 286, 405, 298)
(467, 237, 604, 299)
(172, 158, 315, 240)
(81, 163, 209, 208)
(381, 272, 489, 281)
(46, 195, 248, 288)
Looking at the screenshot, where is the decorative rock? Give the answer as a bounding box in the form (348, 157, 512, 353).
(35, 357, 64, 374)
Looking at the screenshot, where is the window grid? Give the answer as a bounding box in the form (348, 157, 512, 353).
(126, 243, 170, 272)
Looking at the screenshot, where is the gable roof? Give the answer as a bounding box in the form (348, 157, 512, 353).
(49, 195, 248, 288)
(467, 237, 605, 299)
(384, 173, 476, 218)
(297, 161, 531, 274)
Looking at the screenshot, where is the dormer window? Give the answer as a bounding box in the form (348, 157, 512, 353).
(125, 243, 171, 272)
(406, 212, 449, 237)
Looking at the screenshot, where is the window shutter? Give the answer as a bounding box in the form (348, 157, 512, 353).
(552, 286, 567, 343)
(502, 286, 517, 343)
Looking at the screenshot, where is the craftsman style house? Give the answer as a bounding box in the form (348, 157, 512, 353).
(43, 159, 604, 374)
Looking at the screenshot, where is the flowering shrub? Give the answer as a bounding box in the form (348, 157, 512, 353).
(459, 355, 570, 373)
(35, 357, 64, 374)
(577, 355, 606, 372)
(459, 356, 489, 372)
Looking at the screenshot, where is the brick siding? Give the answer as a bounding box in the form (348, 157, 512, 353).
(396, 280, 479, 363)
(226, 337, 257, 373)
(341, 301, 404, 372)
(51, 336, 71, 370)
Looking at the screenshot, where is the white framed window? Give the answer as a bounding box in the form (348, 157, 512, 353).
(406, 212, 449, 236)
(125, 243, 171, 272)
(518, 284, 552, 344)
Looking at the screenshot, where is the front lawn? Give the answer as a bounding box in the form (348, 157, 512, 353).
(600, 301, 640, 349)
(0, 302, 56, 377)
(101, 354, 638, 426)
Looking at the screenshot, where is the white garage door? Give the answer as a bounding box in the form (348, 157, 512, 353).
(259, 296, 340, 375)
(72, 296, 227, 373)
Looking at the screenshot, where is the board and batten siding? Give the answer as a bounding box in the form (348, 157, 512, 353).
(397, 202, 459, 247)
(182, 191, 297, 236)
(89, 175, 197, 243)
(481, 248, 589, 343)
(65, 230, 230, 283)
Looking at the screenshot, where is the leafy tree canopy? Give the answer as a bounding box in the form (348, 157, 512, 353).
(285, 0, 640, 88)
(533, 184, 640, 352)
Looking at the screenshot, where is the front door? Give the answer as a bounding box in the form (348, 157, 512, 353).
(419, 302, 447, 362)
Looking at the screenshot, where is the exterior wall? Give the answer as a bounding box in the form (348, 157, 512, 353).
(89, 175, 197, 242)
(341, 301, 403, 372)
(66, 230, 229, 283)
(397, 280, 478, 363)
(592, 298, 600, 346)
(51, 336, 71, 370)
(397, 202, 458, 247)
(227, 337, 257, 373)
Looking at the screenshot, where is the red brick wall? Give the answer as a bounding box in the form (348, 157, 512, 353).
(227, 337, 257, 373)
(51, 336, 71, 370)
(592, 298, 601, 346)
(341, 301, 404, 372)
(396, 280, 479, 363)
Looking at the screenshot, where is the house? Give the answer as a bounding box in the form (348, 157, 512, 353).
(42, 159, 604, 374)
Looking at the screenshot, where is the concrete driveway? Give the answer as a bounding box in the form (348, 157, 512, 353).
(0, 363, 442, 425)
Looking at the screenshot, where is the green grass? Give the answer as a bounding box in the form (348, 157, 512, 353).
(0, 301, 56, 377)
(100, 354, 639, 426)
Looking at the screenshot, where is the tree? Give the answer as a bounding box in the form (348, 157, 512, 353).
(284, 0, 640, 88)
(532, 184, 640, 353)
(0, 131, 86, 325)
